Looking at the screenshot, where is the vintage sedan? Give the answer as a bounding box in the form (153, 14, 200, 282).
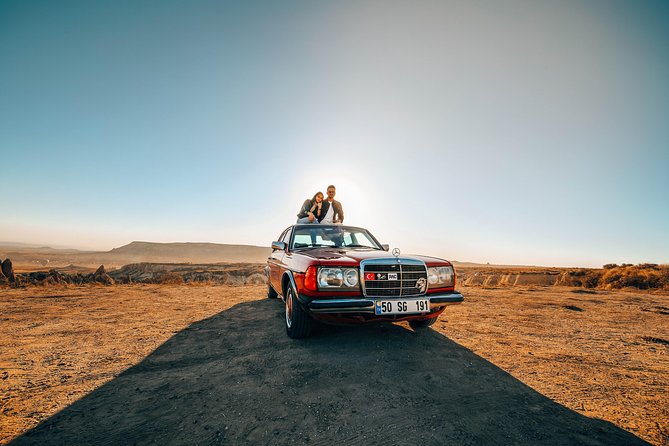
(266, 224, 464, 338)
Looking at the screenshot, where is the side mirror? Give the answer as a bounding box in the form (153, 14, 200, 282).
(381, 244, 389, 251)
(271, 241, 287, 251)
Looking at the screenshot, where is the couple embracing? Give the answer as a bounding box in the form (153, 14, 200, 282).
(296, 184, 344, 225)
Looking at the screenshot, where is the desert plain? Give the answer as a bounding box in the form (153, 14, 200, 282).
(1, 275, 667, 445)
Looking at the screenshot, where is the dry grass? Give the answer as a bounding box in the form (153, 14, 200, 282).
(0, 283, 667, 445)
(0, 284, 263, 444)
(458, 263, 669, 290)
(446, 284, 669, 445)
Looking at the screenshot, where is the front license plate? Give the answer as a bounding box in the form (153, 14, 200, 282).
(375, 299, 430, 315)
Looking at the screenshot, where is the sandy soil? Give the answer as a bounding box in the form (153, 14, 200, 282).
(0, 284, 667, 445)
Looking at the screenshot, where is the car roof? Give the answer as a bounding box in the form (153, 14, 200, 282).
(291, 224, 369, 231)
(280, 224, 385, 250)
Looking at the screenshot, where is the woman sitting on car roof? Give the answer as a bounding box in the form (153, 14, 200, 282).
(296, 191, 324, 224)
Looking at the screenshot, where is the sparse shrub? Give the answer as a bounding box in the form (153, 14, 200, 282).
(620, 272, 647, 289)
(594, 264, 669, 290)
(603, 264, 618, 269)
(155, 272, 184, 285)
(245, 273, 266, 285)
(646, 275, 660, 288)
(659, 268, 669, 286)
(603, 272, 622, 284)
(584, 274, 600, 288)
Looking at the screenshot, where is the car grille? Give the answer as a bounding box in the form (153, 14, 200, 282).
(361, 259, 427, 297)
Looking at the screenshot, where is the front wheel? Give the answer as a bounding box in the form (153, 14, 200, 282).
(285, 285, 312, 339)
(409, 316, 438, 329)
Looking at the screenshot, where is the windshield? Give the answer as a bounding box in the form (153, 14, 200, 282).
(291, 225, 382, 250)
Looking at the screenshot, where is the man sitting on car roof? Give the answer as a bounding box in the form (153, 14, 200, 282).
(320, 184, 344, 224)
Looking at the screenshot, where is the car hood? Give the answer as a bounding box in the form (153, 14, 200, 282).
(294, 247, 451, 266)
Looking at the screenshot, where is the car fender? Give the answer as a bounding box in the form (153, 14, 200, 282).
(281, 270, 313, 307)
(281, 271, 298, 299)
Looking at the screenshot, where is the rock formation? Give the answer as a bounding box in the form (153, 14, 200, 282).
(1, 258, 15, 283)
(92, 265, 115, 285)
(107, 263, 265, 285)
(0, 259, 7, 285)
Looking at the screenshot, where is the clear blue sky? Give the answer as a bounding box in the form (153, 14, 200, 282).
(1, 0, 668, 267)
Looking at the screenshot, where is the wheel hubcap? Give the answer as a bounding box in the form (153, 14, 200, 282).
(285, 289, 293, 328)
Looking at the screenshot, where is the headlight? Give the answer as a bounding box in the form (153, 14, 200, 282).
(319, 268, 343, 287)
(427, 266, 454, 287)
(344, 268, 359, 287)
(318, 267, 359, 289)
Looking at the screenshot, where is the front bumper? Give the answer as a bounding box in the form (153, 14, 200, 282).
(301, 291, 464, 314)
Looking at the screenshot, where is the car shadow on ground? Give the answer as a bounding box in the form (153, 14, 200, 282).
(10, 298, 649, 446)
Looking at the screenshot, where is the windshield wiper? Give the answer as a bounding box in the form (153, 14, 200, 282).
(293, 244, 330, 250)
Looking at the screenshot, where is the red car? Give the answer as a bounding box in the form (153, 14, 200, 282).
(266, 224, 464, 338)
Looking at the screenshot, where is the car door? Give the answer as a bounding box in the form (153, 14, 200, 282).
(268, 227, 292, 293)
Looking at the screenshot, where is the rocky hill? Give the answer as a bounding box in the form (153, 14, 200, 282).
(109, 262, 266, 285)
(0, 262, 265, 287)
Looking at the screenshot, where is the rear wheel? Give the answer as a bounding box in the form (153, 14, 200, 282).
(285, 285, 312, 339)
(409, 316, 438, 329)
(267, 281, 278, 299)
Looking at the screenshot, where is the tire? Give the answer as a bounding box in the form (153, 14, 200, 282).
(267, 281, 278, 299)
(285, 285, 313, 339)
(409, 316, 438, 329)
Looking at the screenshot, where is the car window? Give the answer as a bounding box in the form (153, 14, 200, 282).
(276, 229, 288, 242)
(291, 226, 381, 250)
(281, 228, 292, 244)
(347, 231, 377, 248)
(293, 232, 336, 248)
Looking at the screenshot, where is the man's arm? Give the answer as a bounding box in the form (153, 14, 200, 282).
(335, 200, 344, 223)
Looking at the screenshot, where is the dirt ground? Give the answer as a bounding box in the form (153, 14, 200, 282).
(0, 284, 667, 445)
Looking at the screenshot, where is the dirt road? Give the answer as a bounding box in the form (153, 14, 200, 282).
(1, 284, 666, 445)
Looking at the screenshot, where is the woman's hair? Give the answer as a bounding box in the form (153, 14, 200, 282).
(312, 191, 324, 202)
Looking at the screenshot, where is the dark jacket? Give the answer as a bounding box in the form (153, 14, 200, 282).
(297, 199, 325, 222)
(320, 199, 344, 223)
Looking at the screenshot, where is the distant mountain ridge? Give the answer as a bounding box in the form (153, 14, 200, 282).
(107, 241, 271, 264)
(1, 241, 272, 270)
(111, 240, 265, 252)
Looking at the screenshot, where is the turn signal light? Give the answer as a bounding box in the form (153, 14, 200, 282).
(304, 266, 318, 291)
